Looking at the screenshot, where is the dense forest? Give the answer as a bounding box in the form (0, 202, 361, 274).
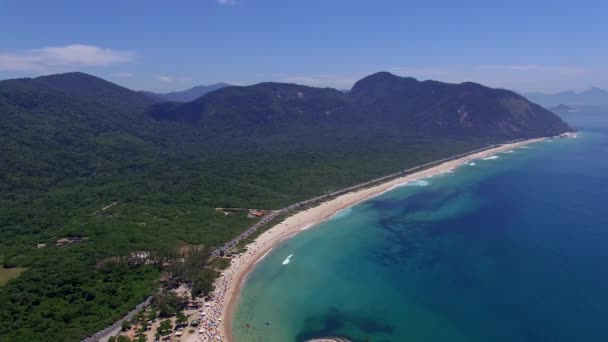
(0, 71, 571, 341)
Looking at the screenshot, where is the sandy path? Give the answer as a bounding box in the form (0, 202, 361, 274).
(183, 138, 545, 342)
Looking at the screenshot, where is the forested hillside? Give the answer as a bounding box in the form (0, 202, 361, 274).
(140, 83, 231, 102)
(0, 72, 572, 341)
(150, 71, 571, 138)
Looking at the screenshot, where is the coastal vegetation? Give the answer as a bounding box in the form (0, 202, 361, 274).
(151, 291, 186, 318)
(0, 71, 571, 341)
(0, 266, 27, 286)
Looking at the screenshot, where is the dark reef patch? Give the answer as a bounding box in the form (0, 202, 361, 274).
(296, 307, 393, 342)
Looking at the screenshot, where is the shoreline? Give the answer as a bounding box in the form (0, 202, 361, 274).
(192, 138, 545, 342)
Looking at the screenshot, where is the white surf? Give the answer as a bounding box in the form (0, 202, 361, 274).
(282, 254, 293, 265)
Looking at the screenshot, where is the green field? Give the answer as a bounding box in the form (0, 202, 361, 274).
(0, 266, 27, 286)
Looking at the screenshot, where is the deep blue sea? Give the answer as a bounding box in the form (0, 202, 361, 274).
(233, 106, 608, 342)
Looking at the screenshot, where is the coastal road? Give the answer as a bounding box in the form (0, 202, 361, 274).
(83, 296, 153, 342)
(211, 142, 507, 258)
(83, 141, 510, 342)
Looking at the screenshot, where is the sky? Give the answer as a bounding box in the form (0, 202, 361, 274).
(0, 0, 606, 93)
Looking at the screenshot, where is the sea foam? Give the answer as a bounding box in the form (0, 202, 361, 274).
(384, 179, 431, 194)
(255, 248, 273, 264)
(282, 254, 293, 265)
(482, 155, 499, 160)
(405, 179, 431, 187)
(300, 224, 314, 231)
(332, 207, 352, 219)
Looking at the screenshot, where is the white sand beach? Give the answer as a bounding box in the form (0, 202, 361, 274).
(184, 138, 545, 342)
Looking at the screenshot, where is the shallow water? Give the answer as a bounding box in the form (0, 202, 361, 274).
(233, 106, 608, 342)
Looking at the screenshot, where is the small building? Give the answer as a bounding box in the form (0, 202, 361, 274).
(55, 238, 70, 247)
(186, 300, 199, 309)
(129, 251, 150, 265)
(249, 209, 266, 218)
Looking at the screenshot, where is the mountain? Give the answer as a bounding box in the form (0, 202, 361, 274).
(141, 83, 231, 102)
(524, 87, 608, 105)
(149, 71, 572, 139)
(34, 72, 154, 108)
(0, 71, 572, 341)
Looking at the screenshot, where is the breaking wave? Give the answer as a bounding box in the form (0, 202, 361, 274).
(332, 207, 352, 219)
(255, 248, 273, 264)
(482, 155, 499, 160)
(405, 179, 431, 187)
(300, 224, 314, 231)
(282, 254, 293, 265)
(380, 178, 433, 196)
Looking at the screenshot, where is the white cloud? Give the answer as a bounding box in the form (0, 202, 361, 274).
(155, 75, 175, 82)
(35, 45, 133, 66)
(0, 44, 134, 72)
(477, 64, 589, 75)
(218, 0, 236, 5)
(110, 72, 133, 78)
(0, 54, 41, 72)
(155, 75, 192, 83)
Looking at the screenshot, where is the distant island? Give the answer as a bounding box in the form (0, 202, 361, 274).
(0, 71, 573, 341)
(546, 104, 576, 113)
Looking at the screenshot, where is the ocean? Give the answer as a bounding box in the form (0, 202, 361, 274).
(232, 106, 608, 342)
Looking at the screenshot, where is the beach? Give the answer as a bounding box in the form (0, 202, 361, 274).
(187, 138, 545, 342)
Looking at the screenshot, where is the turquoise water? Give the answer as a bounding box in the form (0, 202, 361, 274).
(233, 106, 608, 342)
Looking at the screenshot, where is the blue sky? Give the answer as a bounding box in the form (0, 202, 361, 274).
(0, 0, 606, 92)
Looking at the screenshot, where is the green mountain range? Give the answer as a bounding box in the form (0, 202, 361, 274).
(0, 71, 572, 341)
(149, 71, 570, 138)
(140, 83, 231, 103)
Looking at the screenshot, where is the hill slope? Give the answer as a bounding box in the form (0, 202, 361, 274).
(149, 72, 572, 139)
(35, 72, 154, 108)
(0, 71, 572, 341)
(141, 83, 231, 102)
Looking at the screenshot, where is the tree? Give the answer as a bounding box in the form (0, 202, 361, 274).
(134, 310, 146, 325)
(191, 270, 216, 298)
(117, 336, 131, 342)
(137, 326, 146, 336)
(121, 320, 132, 331)
(157, 319, 173, 336)
(108, 337, 117, 342)
(146, 308, 158, 322)
(175, 311, 188, 327)
(152, 291, 184, 317)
